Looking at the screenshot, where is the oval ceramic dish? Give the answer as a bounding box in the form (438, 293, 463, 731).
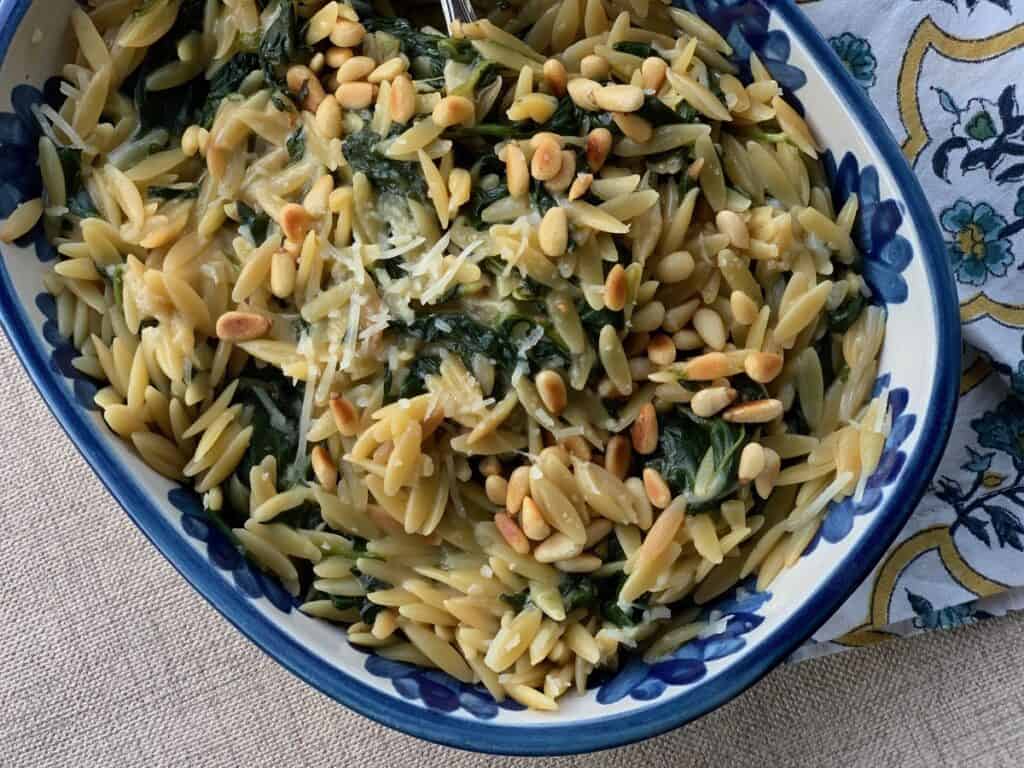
(0, 0, 959, 756)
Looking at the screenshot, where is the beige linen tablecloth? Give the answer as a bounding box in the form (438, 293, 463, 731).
(2, 334, 1024, 766)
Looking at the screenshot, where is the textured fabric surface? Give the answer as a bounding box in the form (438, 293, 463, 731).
(2, 328, 1024, 768)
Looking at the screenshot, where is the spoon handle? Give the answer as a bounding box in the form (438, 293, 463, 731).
(440, 0, 477, 33)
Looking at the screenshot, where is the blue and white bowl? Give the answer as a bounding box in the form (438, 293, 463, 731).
(0, 0, 960, 755)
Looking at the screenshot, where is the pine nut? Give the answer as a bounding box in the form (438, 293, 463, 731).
(271, 249, 296, 298)
(337, 55, 375, 83)
(504, 143, 530, 197)
(326, 47, 353, 68)
(315, 94, 343, 140)
(330, 19, 366, 47)
(568, 173, 593, 201)
(632, 301, 665, 333)
(605, 435, 632, 480)
(335, 81, 375, 110)
(329, 394, 360, 436)
(495, 512, 531, 554)
(310, 52, 326, 74)
(181, 125, 201, 157)
(311, 445, 338, 491)
(535, 369, 568, 414)
(567, 77, 602, 111)
(287, 65, 325, 112)
(595, 84, 644, 112)
(508, 92, 559, 123)
(723, 398, 784, 424)
(480, 456, 502, 476)
(533, 532, 582, 563)
(368, 56, 408, 83)
(486, 474, 509, 506)
(643, 467, 672, 509)
(663, 298, 701, 333)
(691, 386, 737, 417)
(507, 466, 530, 515)
(586, 518, 614, 548)
(716, 209, 750, 248)
(731, 290, 759, 325)
(655, 250, 695, 283)
(612, 112, 652, 143)
(216, 311, 270, 341)
(738, 442, 765, 483)
(631, 403, 659, 455)
(543, 58, 568, 95)
(693, 307, 727, 350)
(538, 207, 569, 257)
(580, 55, 610, 80)
(755, 448, 781, 499)
(389, 74, 415, 124)
(541, 150, 574, 194)
(604, 264, 627, 311)
(521, 497, 552, 540)
(531, 135, 563, 181)
(641, 57, 668, 91)
(433, 95, 475, 127)
(555, 555, 602, 573)
(561, 435, 592, 462)
(280, 203, 311, 242)
(744, 351, 784, 383)
(585, 127, 613, 171)
(648, 333, 676, 366)
(629, 357, 652, 381)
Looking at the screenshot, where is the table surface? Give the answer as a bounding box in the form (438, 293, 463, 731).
(2, 326, 1023, 768)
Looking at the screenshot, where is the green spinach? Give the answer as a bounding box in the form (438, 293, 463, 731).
(286, 126, 305, 163)
(827, 292, 865, 333)
(56, 147, 98, 218)
(198, 52, 260, 127)
(236, 201, 271, 244)
(342, 127, 427, 200)
(259, 0, 303, 90)
(613, 41, 656, 58)
(234, 366, 307, 487)
(148, 184, 199, 201)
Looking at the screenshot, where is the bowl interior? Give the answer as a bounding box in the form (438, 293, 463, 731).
(0, 0, 959, 755)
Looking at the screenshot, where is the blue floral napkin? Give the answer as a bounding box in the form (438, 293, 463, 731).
(793, 0, 1024, 653)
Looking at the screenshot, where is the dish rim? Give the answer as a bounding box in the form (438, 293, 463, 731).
(0, 0, 961, 756)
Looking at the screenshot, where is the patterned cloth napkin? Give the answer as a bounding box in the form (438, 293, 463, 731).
(788, 0, 1024, 658)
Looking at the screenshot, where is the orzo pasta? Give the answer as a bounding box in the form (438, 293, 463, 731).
(17, 0, 890, 710)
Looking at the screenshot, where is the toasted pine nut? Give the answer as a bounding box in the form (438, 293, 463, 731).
(486, 474, 509, 506)
(631, 403, 659, 455)
(521, 497, 552, 540)
(681, 351, 741, 380)
(585, 518, 614, 548)
(287, 65, 325, 112)
(663, 298, 701, 333)
(561, 435, 592, 462)
(315, 95, 343, 140)
(330, 19, 366, 47)
(533, 532, 582, 562)
(270, 250, 296, 298)
(567, 77, 602, 111)
(507, 466, 530, 515)
(595, 84, 644, 112)
(605, 435, 632, 480)
(612, 112, 652, 143)
(755, 447, 781, 499)
(505, 143, 530, 198)
(632, 301, 665, 333)
(432, 95, 475, 127)
(216, 311, 270, 342)
(508, 92, 559, 123)
(568, 173, 593, 201)
(693, 307, 727, 350)
(744, 351, 784, 383)
(723, 398, 784, 424)
(447, 168, 472, 215)
(480, 456, 502, 476)
(389, 74, 415, 124)
(311, 445, 338, 491)
(535, 369, 568, 414)
(655, 250, 695, 283)
(495, 512, 531, 554)
(604, 264, 627, 311)
(691, 386, 737, 417)
(643, 467, 672, 509)
(545, 150, 576, 193)
(337, 55, 375, 83)
(280, 203, 311, 242)
(538, 207, 569, 257)
(648, 333, 676, 366)
(326, 47, 353, 68)
(673, 329, 704, 351)
(531, 135, 563, 181)
(368, 56, 409, 83)
(716, 209, 750, 248)
(335, 81, 375, 110)
(543, 58, 568, 95)
(329, 394, 360, 436)
(580, 54, 610, 80)
(641, 57, 668, 91)
(738, 442, 765, 484)
(585, 127, 613, 171)
(731, 291, 759, 325)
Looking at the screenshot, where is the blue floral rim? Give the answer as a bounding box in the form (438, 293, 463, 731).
(0, 0, 960, 756)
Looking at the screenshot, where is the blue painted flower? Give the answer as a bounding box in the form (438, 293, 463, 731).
(940, 200, 1015, 287)
(970, 395, 1024, 472)
(826, 152, 913, 305)
(906, 590, 993, 631)
(829, 32, 877, 90)
(676, 0, 806, 93)
(595, 585, 771, 705)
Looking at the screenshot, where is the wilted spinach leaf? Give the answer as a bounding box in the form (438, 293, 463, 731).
(286, 126, 305, 163)
(198, 52, 259, 127)
(236, 201, 271, 244)
(260, 0, 303, 89)
(827, 292, 865, 333)
(342, 127, 427, 200)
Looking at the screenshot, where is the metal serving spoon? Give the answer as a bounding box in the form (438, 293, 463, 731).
(440, 0, 477, 34)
